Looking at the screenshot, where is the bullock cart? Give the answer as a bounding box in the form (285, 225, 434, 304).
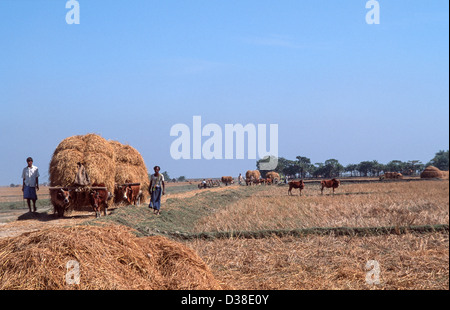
(48, 185, 109, 218)
(198, 179, 221, 189)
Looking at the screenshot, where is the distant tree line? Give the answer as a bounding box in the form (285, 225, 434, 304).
(149, 171, 186, 183)
(257, 150, 449, 179)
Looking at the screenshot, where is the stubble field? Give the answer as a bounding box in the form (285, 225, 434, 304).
(0, 179, 448, 290)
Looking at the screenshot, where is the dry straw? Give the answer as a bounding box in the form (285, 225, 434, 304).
(49, 134, 116, 210)
(0, 225, 221, 290)
(49, 134, 116, 191)
(49, 134, 150, 209)
(246, 170, 261, 180)
(109, 140, 150, 202)
(420, 166, 443, 179)
(266, 171, 280, 180)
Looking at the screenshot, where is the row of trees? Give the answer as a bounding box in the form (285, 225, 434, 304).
(155, 171, 186, 183)
(256, 150, 449, 179)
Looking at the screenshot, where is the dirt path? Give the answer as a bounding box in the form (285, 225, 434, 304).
(0, 185, 239, 239)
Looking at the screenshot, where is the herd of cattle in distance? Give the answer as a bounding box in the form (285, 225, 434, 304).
(243, 170, 341, 197)
(51, 167, 405, 218)
(198, 170, 342, 197)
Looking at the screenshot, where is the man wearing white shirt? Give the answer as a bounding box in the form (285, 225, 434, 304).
(22, 157, 40, 212)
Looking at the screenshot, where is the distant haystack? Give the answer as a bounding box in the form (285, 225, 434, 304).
(49, 134, 116, 210)
(420, 166, 443, 179)
(382, 172, 403, 180)
(246, 170, 261, 180)
(109, 140, 150, 202)
(266, 171, 280, 181)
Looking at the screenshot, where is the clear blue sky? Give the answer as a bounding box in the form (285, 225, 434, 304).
(0, 0, 448, 185)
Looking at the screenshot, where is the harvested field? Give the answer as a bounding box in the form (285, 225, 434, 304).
(0, 186, 51, 203)
(188, 233, 449, 290)
(0, 179, 448, 290)
(194, 180, 449, 232)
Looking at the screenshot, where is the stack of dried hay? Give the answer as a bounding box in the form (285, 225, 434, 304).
(246, 170, 261, 180)
(0, 225, 221, 290)
(265, 171, 280, 181)
(109, 140, 150, 202)
(49, 134, 116, 209)
(49, 134, 116, 190)
(49, 134, 151, 209)
(420, 166, 444, 179)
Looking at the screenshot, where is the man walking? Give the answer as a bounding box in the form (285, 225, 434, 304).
(149, 165, 165, 215)
(238, 173, 244, 185)
(22, 157, 40, 212)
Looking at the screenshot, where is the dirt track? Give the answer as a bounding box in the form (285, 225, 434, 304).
(0, 184, 235, 239)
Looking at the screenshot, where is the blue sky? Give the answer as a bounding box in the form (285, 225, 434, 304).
(0, 0, 448, 185)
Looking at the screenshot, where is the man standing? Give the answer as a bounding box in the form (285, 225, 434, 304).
(238, 173, 244, 185)
(22, 157, 40, 212)
(149, 165, 165, 215)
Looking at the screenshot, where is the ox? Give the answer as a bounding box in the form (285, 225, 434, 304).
(123, 184, 142, 205)
(50, 188, 72, 218)
(320, 178, 340, 195)
(288, 180, 305, 196)
(264, 178, 273, 185)
(89, 184, 112, 218)
(115, 183, 142, 205)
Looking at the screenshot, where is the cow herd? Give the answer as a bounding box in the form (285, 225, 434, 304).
(49, 169, 341, 219)
(244, 170, 341, 196)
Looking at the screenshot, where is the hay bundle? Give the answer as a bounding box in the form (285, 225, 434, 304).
(246, 170, 261, 180)
(109, 140, 149, 202)
(382, 172, 403, 179)
(0, 225, 222, 290)
(420, 166, 443, 179)
(49, 134, 116, 210)
(266, 171, 280, 181)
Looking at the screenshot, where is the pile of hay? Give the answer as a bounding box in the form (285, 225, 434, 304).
(49, 134, 116, 210)
(246, 170, 261, 180)
(49, 134, 151, 210)
(382, 172, 403, 179)
(0, 225, 221, 290)
(266, 171, 280, 181)
(420, 166, 443, 179)
(49, 134, 116, 189)
(109, 140, 150, 202)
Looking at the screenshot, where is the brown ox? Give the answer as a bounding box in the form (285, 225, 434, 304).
(264, 178, 273, 185)
(50, 188, 72, 218)
(320, 179, 340, 195)
(288, 180, 305, 196)
(123, 184, 142, 205)
(114, 183, 142, 205)
(89, 184, 112, 218)
(221, 176, 234, 186)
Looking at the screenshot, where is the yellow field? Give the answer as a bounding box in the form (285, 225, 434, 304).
(189, 233, 448, 290)
(187, 180, 449, 290)
(0, 179, 448, 290)
(194, 180, 449, 232)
